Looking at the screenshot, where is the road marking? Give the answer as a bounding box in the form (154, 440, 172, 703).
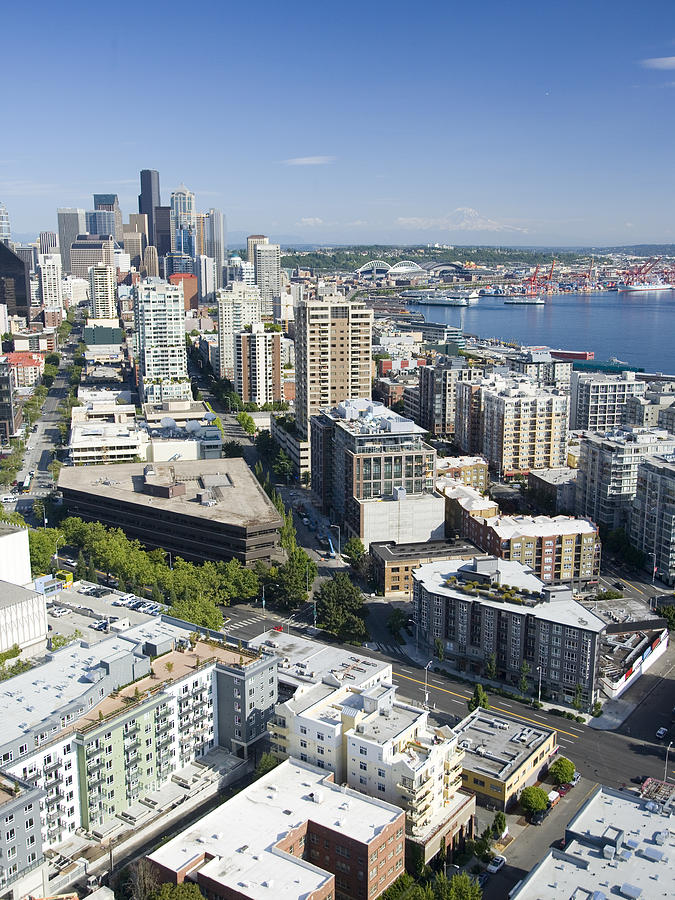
(393, 671, 579, 739)
(500, 702, 513, 708)
(400, 667, 413, 673)
(431, 678, 445, 685)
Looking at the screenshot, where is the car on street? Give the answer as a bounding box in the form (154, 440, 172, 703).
(656, 727, 668, 739)
(531, 808, 550, 826)
(631, 775, 648, 785)
(486, 856, 506, 873)
(571, 771, 581, 786)
(477, 873, 490, 888)
(613, 581, 624, 589)
(558, 783, 572, 796)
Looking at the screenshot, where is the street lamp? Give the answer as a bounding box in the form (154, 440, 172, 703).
(330, 524, 341, 557)
(423, 660, 433, 709)
(651, 551, 657, 586)
(665, 741, 673, 784)
(536, 666, 543, 704)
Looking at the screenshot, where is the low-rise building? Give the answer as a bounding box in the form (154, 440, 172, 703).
(463, 514, 600, 587)
(370, 539, 482, 598)
(527, 467, 577, 514)
(413, 556, 605, 708)
(0, 524, 32, 587)
(58, 459, 282, 565)
(0, 581, 48, 658)
(510, 785, 675, 900)
(271, 414, 310, 476)
(147, 759, 406, 900)
(436, 456, 489, 490)
(5, 352, 45, 388)
(453, 708, 557, 811)
(436, 479, 499, 538)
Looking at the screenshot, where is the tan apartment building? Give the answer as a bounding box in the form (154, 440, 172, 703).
(234, 323, 282, 405)
(370, 539, 482, 597)
(436, 456, 489, 490)
(436, 478, 499, 538)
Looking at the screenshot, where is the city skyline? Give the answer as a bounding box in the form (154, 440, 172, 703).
(3, 0, 675, 245)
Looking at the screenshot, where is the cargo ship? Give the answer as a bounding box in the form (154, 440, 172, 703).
(503, 296, 545, 305)
(617, 281, 673, 293)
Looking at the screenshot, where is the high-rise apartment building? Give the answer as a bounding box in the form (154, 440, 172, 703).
(506, 350, 573, 388)
(623, 387, 675, 428)
(418, 360, 485, 436)
(457, 377, 569, 476)
(630, 454, 675, 586)
(56, 207, 86, 272)
(0, 201, 10, 243)
(142, 245, 159, 277)
(0, 241, 31, 320)
(575, 425, 675, 530)
(227, 254, 255, 286)
(204, 208, 226, 288)
(195, 254, 217, 303)
(311, 399, 444, 546)
(247, 233, 268, 268)
(138, 169, 161, 246)
(134, 278, 192, 402)
(38, 254, 63, 309)
(570, 370, 647, 431)
(295, 295, 373, 440)
(93, 193, 123, 240)
(89, 265, 117, 320)
(0, 357, 18, 444)
(170, 184, 196, 255)
(234, 323, 282, 406)
(38, 230, 57, 256)
(68, 234, 115, 278)
(254, 242, 281, 315)
(217, 283, 262, 379)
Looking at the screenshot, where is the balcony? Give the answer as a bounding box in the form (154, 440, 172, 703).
(407, 800, 432, 823)
(44, 758, 61, 774)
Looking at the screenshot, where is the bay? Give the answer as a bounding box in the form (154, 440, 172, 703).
(406, 290, 675, 374)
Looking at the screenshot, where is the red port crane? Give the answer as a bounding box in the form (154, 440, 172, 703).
(620, 256, 660, 285)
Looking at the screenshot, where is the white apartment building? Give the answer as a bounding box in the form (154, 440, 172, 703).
(464, 377, 569, 476)
(88, 265, 117, 320)
(260, 632, 474, 863)
(216, 283, 262, 379)
(195, 255, 217, 303)
(570, 370, 647, 431)
(254, 242, 281, 316)
(0, 582, 48, 658)
(37, 254, 63, 309)
(575, 425, 675, 530)
(630, 454, 675, 586)
(295, 296, 373, 440)
(506, 350, 573, 388)
(134, 279, 192, 403)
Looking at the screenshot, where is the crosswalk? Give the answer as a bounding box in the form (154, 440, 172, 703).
(224, 613, 312, 635)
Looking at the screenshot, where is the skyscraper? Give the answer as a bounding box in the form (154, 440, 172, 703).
(0, 201, 10, 244)
(205, 209, 226, 289)
(0, 357, 17, 445)
(38, 231, 58, 256)
(195, 255, 217, 303)
(254, 243, 281, 316)
(195, 212, 207, 257)
(127, 213, 149, 246)
(154, 206, 172, 257)
(234, 323, 282, 406)
(93, 194, 123, 240)
(217, 283, 262, 379)
(295, 296, 373, 440)
(86, 209, 117, 236)
(247, 234, 268, 268)
(57, 208, 86, 273)
(170, 185, 196, 255)
(89, 265, 117, 320)
(143, 245, 159, 277)
(138, 169, 161, 246)
(0, 240, 31, 319)
(69, 235, 115, 278)
(134, 279, 192, 403)
(38, 254, 63, 309)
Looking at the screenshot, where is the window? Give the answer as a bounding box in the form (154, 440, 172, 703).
(377, 784, 385, 793)
(300, 726, 307, 735)
(4, 815, 13, 825)
(26, 834, 36, 848)
(360, 762, 367, 771)
(359, 747, 367, 756)
(316, 732, 324, 741)
(7, 846, 17, 860)
(378, 768, 385, 778)
(25, 818, 34, 830)
(6, 829, 15, 841)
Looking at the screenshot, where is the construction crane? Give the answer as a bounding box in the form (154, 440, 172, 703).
(620, 256, 660, 286)
(523, 265, 540, 297)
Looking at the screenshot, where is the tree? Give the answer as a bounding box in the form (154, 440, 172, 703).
(343, 536, 366, 570)
(301, 471, 311, 487)
(279, 509, 297, 554)
(519, 660, 530, 694)
(236, 411, 256, 435)
(485, 653, 496, 680)
(75, 550, 87, 580)
(273, 549, 317, 610)
(169, 594, 223, 630)
(86, 556, 97, 584)
(126, 859, 159, 900)
(549, 756, 575, 785)
(222, 440, 244, 458)
(315, 573, 368, 642)
(657, 604, 675, 631)
(28, 528, 60, 576)
(434, 637, 444, 661)
(519, 785, 549, 814)
(273, 448, 293, 482)
(572, 683, 584, 712)
(255, 752, 278, 778)
(492, 810, 507, 838)
(387, 609, 406, 641)
(149, 884, 204, 900)
(32, 499, 45, 525)
(446, 872, 482, 900)
(467, 683, 490, 712)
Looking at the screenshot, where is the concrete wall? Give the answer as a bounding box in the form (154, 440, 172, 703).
(0, 528, 32, 587)
(358, 493, 446, 548)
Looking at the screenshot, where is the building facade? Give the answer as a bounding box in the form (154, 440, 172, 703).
(217, 283, 262, 379)
(89, 264, 117, 320)
(630, 454, 675, 586)
(570, 370, 647, 431)
(418, 360, 484, 436)
(138, 169, 161, 247)
(56, 208, 86, 273)
(254, 242, 281, 316)
(38, 254, 63, 309)
(134, 279, 192, 403)
(234, 324, 282, 406)
(0, 242, 31, 320)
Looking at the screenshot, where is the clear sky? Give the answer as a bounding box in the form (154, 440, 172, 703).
(3, 0, 675, 246)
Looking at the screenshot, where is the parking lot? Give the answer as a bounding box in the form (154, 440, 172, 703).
(47, 582, 164, 644)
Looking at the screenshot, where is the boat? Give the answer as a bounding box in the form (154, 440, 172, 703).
(503, 296, 545, 305)
(617, 282, 673, 293)
(403, 290, 471, 306)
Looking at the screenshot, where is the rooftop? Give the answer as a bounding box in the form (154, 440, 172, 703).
(436, 479, 496, 512)
(436, 456, 487, 471)
(580, 426, 675, 448)
(58, 459, 282, 530)
(454, 708, 555, 782)
(147, 759, 404, 900)
(369, 539, 480, 563)
(324, 398, 425, 437)
(529, 467, 577, 486)
(413, 558, 606, 632)
(512, 786, 675, 900)
(0, 580, 40, 611)
(481, 514, 598, 539)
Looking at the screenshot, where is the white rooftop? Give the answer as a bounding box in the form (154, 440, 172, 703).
(147, 759, 403, 900)
(482, 514, 597, 539)
(413, 558, 606, 632)
(328, 398, 425, 436)
(249, 631, 392, 690)
(436, 478, 495, 511)
(512, 786, 675, 900)
(436, 456, 487, 470)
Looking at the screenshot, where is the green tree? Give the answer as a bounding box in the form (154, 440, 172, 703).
(657, 605, 675, 631)
(273, 549, 317, 610)
(279, 509, 297, 554)
(572, 683, 584, 712)
(549, 756, 575, 785)
(315, 573, 368, 642)
(86, 556, 97, 584)
(343, 536, 366, 570)
(32, 499, 45, 526)
(222, 440, 244, 458)
(467, 683, 490, 712)
(387, 609, 407, 641)
(485, 653, 497, 680)
(301, 470, 311, 487)
(236, 411, 256, 435)
(446, 872, 482, 900)
(255, 752, 279, 778)
(28, 528, 60, 575)
(75, 550, 87, 580)
(168, 594, 223, 630)
(149, 884, 204, 900)
(434, 637, 445, 661)
(519, 660, 530, 694)
(151, 583, 164, 604)
(492, 810, 507, 838)
(273, 448, 293, 482)
(519, 785, 549, 814)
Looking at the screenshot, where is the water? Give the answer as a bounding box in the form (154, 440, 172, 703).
(407, 290, 675, 373)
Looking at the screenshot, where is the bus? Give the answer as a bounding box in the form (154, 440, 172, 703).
(22, 474, 31, 493)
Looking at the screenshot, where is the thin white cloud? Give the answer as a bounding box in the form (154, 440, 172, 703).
(642, 56, 675, 69)
(396, 207, 527, 234)
(282, 155, 336, 166)
(298, 217, 323, 226)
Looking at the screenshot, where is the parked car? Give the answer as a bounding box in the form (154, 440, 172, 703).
(531, 808, 549, 826)
(571, 771, 581, 786)
(486, 856, 506, 874)
(558, 784, 572, 796)
(656, 727, 668, 739)
(477, 873, 490, 888)
(631, 775, 649, 785)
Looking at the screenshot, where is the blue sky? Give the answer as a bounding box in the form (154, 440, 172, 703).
(3, 0, 675, 246)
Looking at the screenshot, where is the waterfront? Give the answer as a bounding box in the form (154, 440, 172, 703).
(407, 290, 675, 373)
